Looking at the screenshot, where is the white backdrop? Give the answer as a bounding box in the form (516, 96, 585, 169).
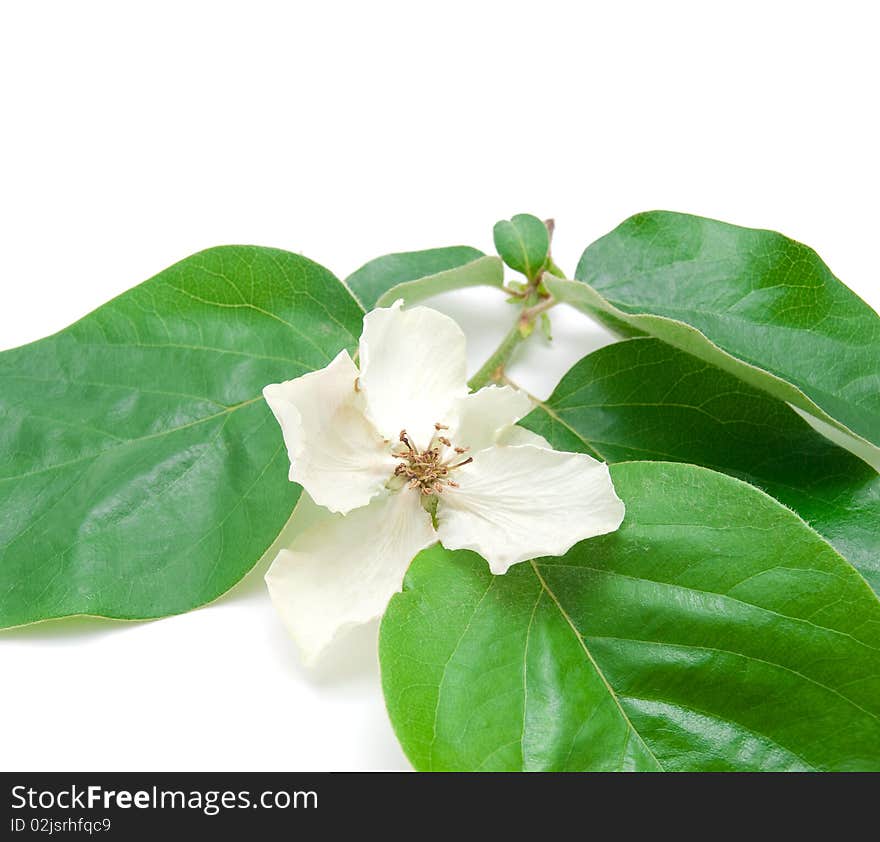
(1, 1, 878, 771)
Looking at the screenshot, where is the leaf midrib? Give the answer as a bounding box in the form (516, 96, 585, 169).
(528, 560, 665, 771)
(521, 387, 607, 461)
(526, 378, 872, 524)
(526, 558, 876, 772)
(510, 227, 533, 278)
(0, 396, 262, 484)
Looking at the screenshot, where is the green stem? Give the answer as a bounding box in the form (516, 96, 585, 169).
(468, 323, 527, 390)
(474, 234, 565, 389)
(468, 293, 560, 390)
(522, 295, 556, 321)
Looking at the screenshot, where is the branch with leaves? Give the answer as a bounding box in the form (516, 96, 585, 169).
(2, 211, 879, 771)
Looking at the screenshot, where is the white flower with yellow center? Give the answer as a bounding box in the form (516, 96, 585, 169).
(262, 302, 625, 663)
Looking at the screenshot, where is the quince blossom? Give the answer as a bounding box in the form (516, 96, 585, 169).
(263, 302, 624, 662)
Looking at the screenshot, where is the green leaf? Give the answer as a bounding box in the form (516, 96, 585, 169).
(0, 246, 363, 628)
(346, 245, 484, 310)
(372, 256, 504, 309)
(493, 214, 550, 280)
(520, 338, 880, 594)
(547, 211, 880, 454)
(380, 462, 880, 771)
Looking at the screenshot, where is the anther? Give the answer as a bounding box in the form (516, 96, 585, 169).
(392, 425, 472, 496)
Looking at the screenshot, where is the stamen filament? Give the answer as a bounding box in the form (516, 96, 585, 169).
(393, 426, 472, 496)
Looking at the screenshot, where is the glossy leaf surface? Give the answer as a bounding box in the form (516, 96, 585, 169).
(520, 337, 880, 593)
(381, 462, 880, 771)
(0, 246, 362, 627)
(548, 212, 880, 453)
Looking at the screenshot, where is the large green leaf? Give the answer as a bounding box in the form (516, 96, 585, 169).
(380, 462, 880, 771)
(520, 337, 880, 594)
(345, 245, 484, 310)
(547, 212, 880, 453)
(0, 246, 363, 628)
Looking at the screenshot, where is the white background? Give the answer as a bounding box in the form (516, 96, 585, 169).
(1, 1, 878, 771)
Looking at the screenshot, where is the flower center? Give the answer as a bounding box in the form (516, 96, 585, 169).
(391, 423, 472, 496)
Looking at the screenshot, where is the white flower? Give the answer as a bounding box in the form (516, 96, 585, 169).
(262, 301, 625, 663)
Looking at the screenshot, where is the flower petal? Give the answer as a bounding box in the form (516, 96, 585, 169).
(358, 301, 468, 450)
(263, 350, 397, 514)
(449, 385, 533, 452)
(436, 445, 625, 575)
(265, 489, 436, 664)
(495, 424, 550, 449)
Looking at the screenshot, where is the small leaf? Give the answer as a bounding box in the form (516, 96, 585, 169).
(381, 462, 880, 771)
(520, 337, 880, 594)
(550, 211, 880, 455)
(346, 246, 484, 310)
(493, 213, 550, 280)
(0, 246, 364, 628)
(540, 311, 553, 341)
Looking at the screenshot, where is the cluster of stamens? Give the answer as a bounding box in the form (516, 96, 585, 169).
(391, 423, 472, 496)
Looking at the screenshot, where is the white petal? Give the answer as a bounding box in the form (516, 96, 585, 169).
(495, 424, 551, 449)
(261, 490, 329, 556)
(436, 445, 625, 575)
(265, 489, 436, 664)
(263, 350, 397, 514)
(449, 385, 533, 452)
(358, 301, 468, 450)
